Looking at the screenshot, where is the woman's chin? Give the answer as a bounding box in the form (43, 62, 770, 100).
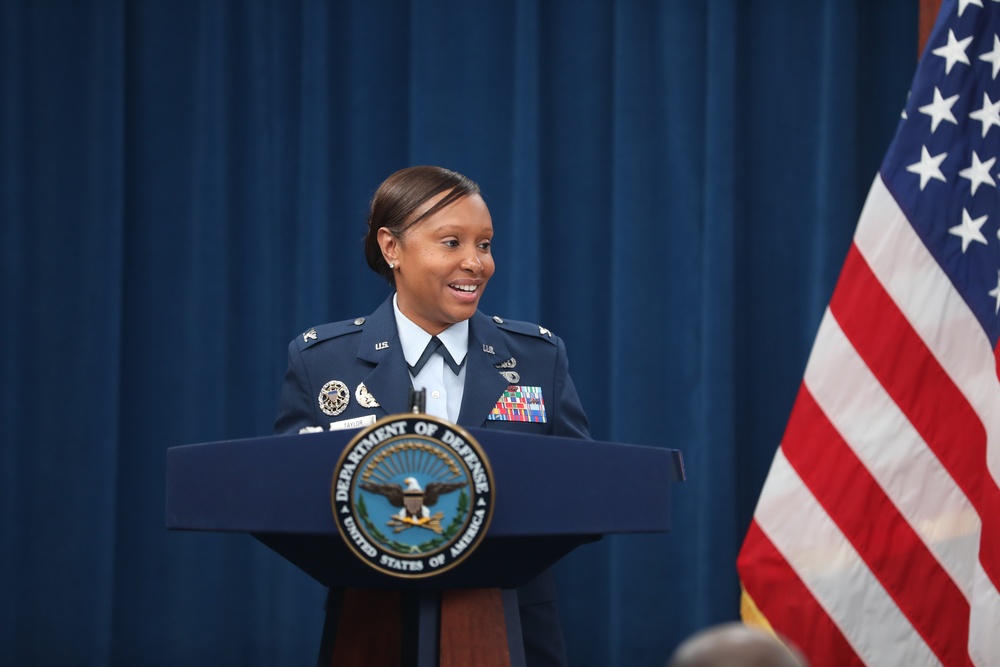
(443, 300, 480, 325)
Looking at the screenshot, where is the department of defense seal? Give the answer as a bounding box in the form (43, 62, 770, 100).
(331, 414, 495, 579)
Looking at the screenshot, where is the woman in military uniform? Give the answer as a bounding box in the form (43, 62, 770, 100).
(275, 165, 590, 667)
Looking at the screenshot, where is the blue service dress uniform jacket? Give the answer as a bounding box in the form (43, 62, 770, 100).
(274, 294, 591, 667)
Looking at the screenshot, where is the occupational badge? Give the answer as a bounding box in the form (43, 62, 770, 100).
(355, 383, 380, 409)
(493, 357, 516, 369)
(499, 370, 520, 384)
(318, 380, 350, 416)
(331, 414, 495, 579)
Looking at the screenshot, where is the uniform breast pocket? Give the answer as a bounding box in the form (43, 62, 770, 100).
(479, 420, 550, 436)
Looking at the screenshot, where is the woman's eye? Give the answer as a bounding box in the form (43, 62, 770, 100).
(443, 239, 460, 248)
(479, 241, 492, 251)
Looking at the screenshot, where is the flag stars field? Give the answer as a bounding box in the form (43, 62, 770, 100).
(900, 18, 1000, 327)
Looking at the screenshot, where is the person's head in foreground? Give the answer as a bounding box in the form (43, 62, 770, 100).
(666, 622, 808, 667)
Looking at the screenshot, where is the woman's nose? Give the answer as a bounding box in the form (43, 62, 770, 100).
(461, 250, 483, 271)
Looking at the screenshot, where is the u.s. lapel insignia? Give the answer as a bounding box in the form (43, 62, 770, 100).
(319, 380, 350, 416)
(499, 370, 520, 384)
(494, 357, 516, 369)
(356, 382, 380, 408)
(482, 344, 495, 355)
(375, 341, 389, 351)
(303, 328, 318, 342)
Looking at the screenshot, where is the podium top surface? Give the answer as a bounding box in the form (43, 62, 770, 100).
(166, 427, 682, 539)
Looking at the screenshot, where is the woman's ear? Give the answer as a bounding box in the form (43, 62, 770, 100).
(377, 227, 399, 266)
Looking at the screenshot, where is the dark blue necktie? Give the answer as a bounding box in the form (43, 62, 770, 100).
(408, 336, 462, 375)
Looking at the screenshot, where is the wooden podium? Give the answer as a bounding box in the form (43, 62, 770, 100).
(166, 428, 684, 666)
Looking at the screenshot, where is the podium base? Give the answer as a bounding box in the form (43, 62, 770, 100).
(319, 587, 524, 667)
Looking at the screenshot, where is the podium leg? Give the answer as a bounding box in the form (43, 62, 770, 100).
(320, 588, 402, 667)
(319, 587, 522, 667)
(440, 588, 514, 667)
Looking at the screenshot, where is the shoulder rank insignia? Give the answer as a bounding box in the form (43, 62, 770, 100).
(303, 328, 318, 342)
(538, 326, 551, 337)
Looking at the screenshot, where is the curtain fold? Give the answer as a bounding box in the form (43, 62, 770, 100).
(0, 1, 916, 664)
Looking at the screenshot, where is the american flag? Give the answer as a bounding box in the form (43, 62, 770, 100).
(737, 1, 1000, 665)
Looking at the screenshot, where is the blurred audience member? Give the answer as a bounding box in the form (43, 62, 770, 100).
(666, 622, 808, 667)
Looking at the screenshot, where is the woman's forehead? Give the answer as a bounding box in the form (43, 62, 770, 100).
(407, 193, 491, 232)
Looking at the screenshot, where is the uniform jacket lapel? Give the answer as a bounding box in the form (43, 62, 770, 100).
(355, 296, 412, 417)
(354, 300, 510, 424)
(458, 311, 512, 426)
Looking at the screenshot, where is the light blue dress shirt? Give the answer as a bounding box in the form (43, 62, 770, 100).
(392, 294, 467, 422)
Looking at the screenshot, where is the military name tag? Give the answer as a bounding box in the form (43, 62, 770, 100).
(330, 415, 377, 431)
(486, 385, 546, 423)
(331, 414, 495, 579)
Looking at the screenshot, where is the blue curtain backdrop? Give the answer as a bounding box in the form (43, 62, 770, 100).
(1, 1, 916, 665)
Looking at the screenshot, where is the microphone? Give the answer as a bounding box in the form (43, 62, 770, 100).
(408, 388, 426, 414)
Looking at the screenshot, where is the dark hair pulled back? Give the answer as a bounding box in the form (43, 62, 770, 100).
(364, 166, 481, 286)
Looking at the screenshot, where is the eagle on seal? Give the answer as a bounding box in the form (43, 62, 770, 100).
(360, 476, 464, 521)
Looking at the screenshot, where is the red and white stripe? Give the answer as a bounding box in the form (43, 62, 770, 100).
(737, 175, 1000, 666)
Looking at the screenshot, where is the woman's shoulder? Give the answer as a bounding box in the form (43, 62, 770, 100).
(289, 315, 369, 352)
(477, 311, 562, 347)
